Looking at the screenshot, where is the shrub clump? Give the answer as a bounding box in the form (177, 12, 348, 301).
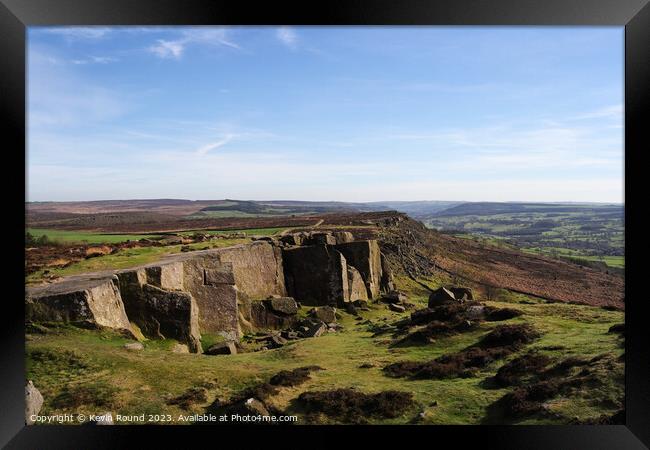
(384, 324, 541, 380)
(297, 389, 415, 423)
(50, 381, 117, 409)
(269, 366, 323, 387)
(167, 387, 208, 409)
(484, 307, 523, 322)
(493, 352, 552, 386)
(480, 324, 540, 348)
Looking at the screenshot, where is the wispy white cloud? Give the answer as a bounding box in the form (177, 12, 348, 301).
(277, 27, 298, 49)
(195, 135, 235, 156)
(148, 27, 240, 59)
(149, 39, 185, 59)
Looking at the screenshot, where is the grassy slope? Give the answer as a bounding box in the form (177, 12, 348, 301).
(26, 273, 623, 425)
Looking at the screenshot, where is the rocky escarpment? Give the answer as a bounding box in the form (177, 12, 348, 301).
(25, 233, 394, 352)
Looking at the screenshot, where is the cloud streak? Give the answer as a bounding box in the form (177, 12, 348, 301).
(195, 135, 235, 156)
(148, 28, 240, 59)
(277, 27, 298, 49)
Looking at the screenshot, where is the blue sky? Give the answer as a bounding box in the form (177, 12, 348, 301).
(27, 26, 623, 203)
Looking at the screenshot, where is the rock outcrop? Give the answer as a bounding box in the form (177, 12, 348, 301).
(334, 240, 383, 299)
(25, 237, 392, 344)
(26, 274, 133, 335)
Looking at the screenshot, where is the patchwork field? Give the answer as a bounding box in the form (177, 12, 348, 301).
(421, 202, 624, 268)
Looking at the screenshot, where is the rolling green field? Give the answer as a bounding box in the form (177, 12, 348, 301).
(423, 202, 624, 268)
(27, 228, 160, 244)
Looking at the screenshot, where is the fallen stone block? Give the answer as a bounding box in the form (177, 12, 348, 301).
(389, 303, 406, 313)
(266, 296, 298, 315)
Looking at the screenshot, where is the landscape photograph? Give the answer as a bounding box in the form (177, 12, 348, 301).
(25, 26, 624, 425)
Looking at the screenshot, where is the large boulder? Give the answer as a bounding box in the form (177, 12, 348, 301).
(449, 287, 474, 301)
(25, 274, 134, 336)
(310, 306, 337, 324)
(334, 240, 383, 299)
(428, 287, 458, 307)
(249, 300, 299, 330)
(266, 297, 298, 315)
(382, 290, 407, 304)
(282, 245, 349, 306)
(25, 381, 43, 425)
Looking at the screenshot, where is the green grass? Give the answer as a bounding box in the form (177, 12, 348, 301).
(28, 228, 160, 245)
(26, 275, 624, 425)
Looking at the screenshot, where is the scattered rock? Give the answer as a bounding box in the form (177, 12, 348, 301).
(171, 343, 190, 354)
(266, 296, 299, 315)
(310, 306, 337, 324)
(25, 381, 43, 425)
(124, 342, 144, 351)
(303, 321, 327, 338)
(359, 363, 375, 369)
(389, 303, 406, 313)
(382, 290, 407, 304)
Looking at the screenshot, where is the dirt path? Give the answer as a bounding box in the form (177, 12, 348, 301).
(279, 218, 324, 236)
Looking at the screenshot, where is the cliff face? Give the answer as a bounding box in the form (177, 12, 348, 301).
(25, 236, 393, 350)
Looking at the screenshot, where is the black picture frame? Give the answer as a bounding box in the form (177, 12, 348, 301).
(2, 0, 648, 448)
